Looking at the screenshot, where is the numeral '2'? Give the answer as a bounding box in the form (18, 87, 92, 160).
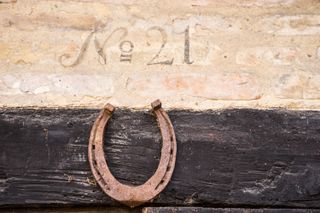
(147, 26, 174, 65)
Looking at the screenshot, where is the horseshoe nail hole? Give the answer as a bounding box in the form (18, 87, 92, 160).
(100, 181, 110, 191)
(93, 160, 97, 165)
(92, 145, 95, 150)
(166, 166, 171, 171)
(155, 179, 165, 190)
(170, 149, 173, 154)
(102, 182, 110, 190)
(170, 136, 173, 141)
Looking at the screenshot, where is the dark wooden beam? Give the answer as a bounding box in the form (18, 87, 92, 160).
(3, 207, 320, 213)
(1, 207, 139, 213)
(0, 108, 320, 208)
(143, 207, 320, 213)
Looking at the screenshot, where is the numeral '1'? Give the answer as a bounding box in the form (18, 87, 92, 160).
(184, 26, 193, 64)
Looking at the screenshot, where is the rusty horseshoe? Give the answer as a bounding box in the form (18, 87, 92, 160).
(88, 100, 177, 208)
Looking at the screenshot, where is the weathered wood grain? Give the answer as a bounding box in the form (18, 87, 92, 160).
(0, 108, 320, 208)
(3, 207, 320, 213)
(143, 207, 320, 213)
(1, 207, 139, 213)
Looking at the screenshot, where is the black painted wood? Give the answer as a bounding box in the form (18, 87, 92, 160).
(1, 207, 140, 213)
(0, 108, 320, 208)
(3, 207, 320, 213)
(143, 207, 320, 213)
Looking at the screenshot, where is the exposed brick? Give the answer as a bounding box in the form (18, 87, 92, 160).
(2, 14, 103, 31)
(126, 72, 261, 100)
(218, 0, 296, 7)
(275, 73, 320, 99)
(0, 0, 319, 109)
(304, 75, 320, 99)
(0, 73, 114, 96)
(0, 0, 17, 3)
(236, 47, 299, 66)
(258, 15, 320, 35)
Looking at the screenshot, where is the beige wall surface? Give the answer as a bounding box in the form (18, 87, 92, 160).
(0, 0, 319, 109)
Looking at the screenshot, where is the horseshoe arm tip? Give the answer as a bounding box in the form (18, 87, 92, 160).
(104, 103, 115, 114)
(151, 99, 162, 111)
